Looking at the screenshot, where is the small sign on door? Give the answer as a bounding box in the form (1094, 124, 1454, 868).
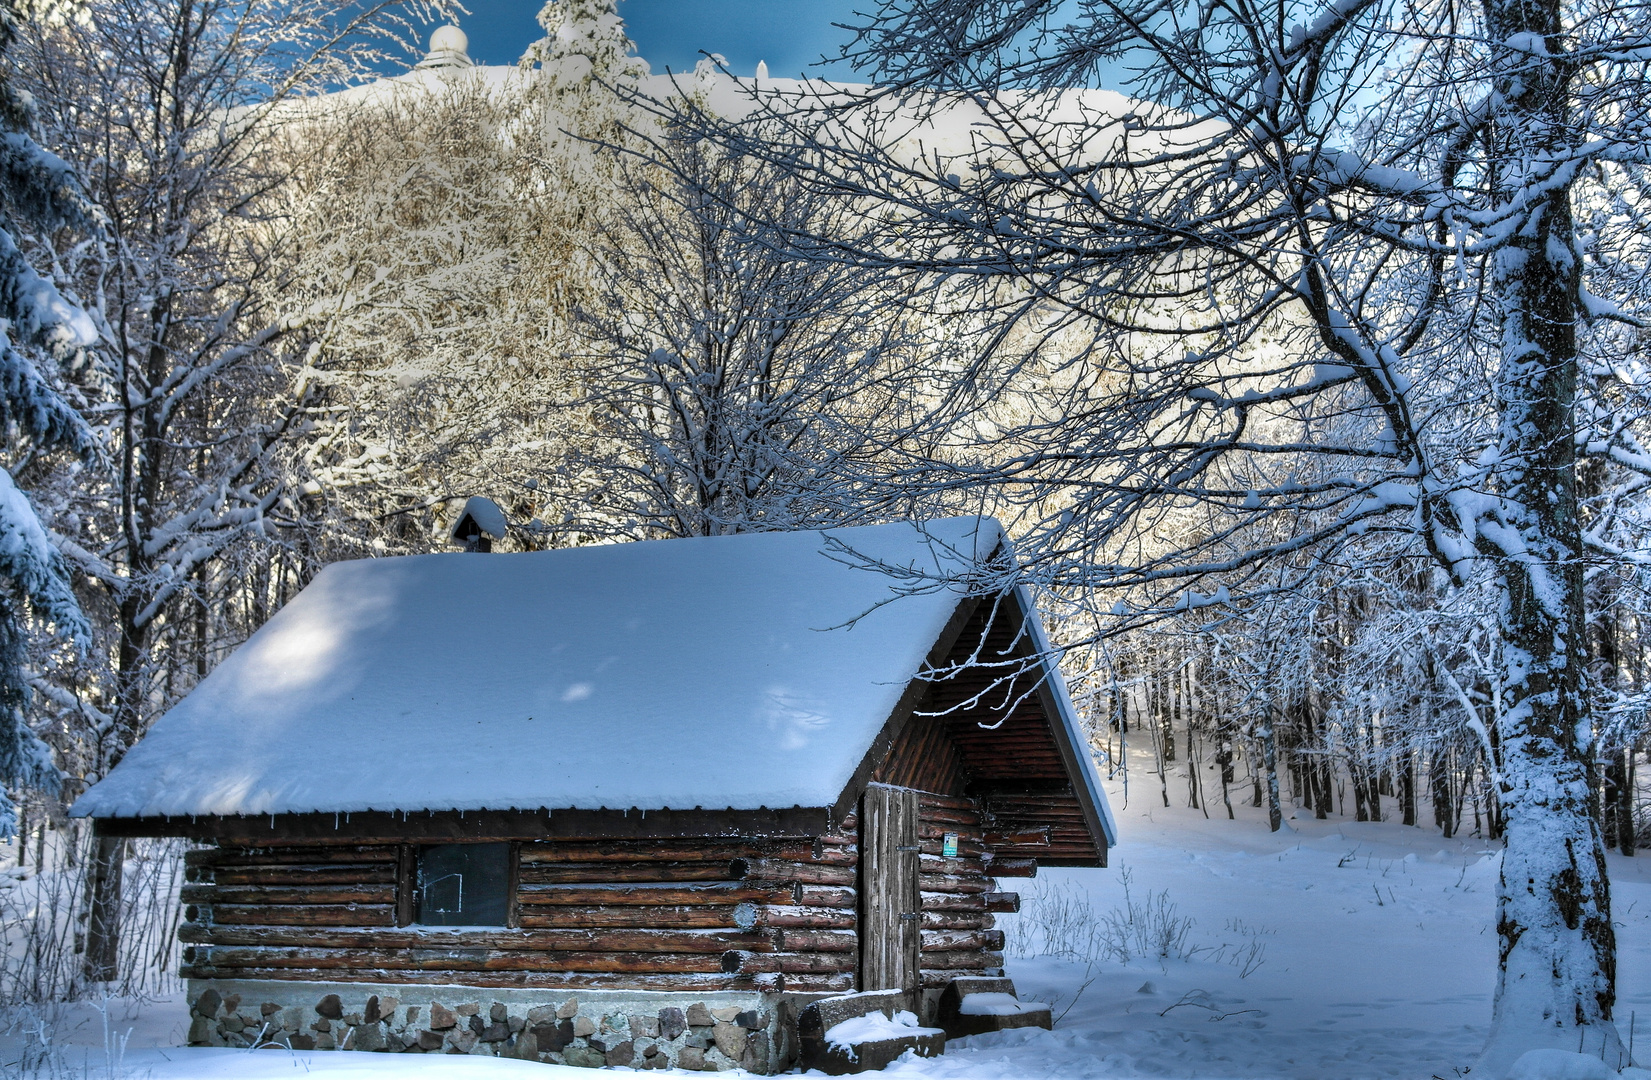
(942, 832, 958, 858)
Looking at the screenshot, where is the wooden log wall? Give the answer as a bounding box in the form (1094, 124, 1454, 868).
(921, 599, 1107, 866)
(909, 793, 1007, 990)
(180, 833, 861, 994)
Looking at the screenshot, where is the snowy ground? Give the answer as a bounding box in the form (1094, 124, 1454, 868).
(5, 772, 1650, 1078)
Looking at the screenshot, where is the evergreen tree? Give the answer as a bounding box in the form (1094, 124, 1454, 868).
(0, 0, 97, 839)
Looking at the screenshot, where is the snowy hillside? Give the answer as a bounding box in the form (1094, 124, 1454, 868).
(8, 758, 1649, 1079)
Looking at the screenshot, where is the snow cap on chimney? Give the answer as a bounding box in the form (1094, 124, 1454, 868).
(450, 496, 507, 553)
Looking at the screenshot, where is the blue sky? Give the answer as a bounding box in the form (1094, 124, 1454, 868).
(432, 0, 866, 76)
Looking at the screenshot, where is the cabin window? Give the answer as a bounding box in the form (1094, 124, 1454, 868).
(415, 843, 512, 926)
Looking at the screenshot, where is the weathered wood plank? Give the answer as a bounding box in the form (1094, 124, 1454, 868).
(395, 845, 415, 929)
(859, 783, 921, 999)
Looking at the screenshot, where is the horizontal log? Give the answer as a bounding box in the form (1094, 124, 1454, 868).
(921, 930, 1006, 952)
(809, 846, 858, 868)
(918, 854, 988, 876)
(751, 905, 856, 931)
(919, 892, 987, 912)
(922, 910, 996, 931)
(214, 866, 398, 887)
(915, 792, 982, 811)
(778, 973, 856, 994)
(517, 883, 791, 907)
(918, 872, 992, 894)
(518, 862, 740, 885)
(950, 733, 1058, 747)
(516, 906, 743, 930)
(918, 823, 985, 841)
(177, 966, 782, 992)
(184, 945, 728, 974)
(180, 925, 781, 954)
(180, 885, 394, 906)
(978, 787, 1078, 802)
(920, 967, 1002, 990)
(984, 826, 1050, 847)
(187, 847, 397, 867)
(983, 800, 1085, 814)
(772, 929, 858, 953)
(194, 904, 396, 927)
(920, 949, 1005, 970)
(720, 950, 856, 975)
(986, 858, 1039, 878)
(983, 892, 1021, 913)
(917, 806, 982, 827)
(519, 842, 801, 865)
(919, 838, 988, 859)
(794, 885, 856, 908)
(737, 858, 855, 887)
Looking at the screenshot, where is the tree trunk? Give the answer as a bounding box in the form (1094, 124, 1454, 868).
(83, 834, 125, 981)
(1619, 746, 1636, 857)
(1261, 707, 1283, 832)
(1606, 750, 1627, 852)
(1478, 0, 1619, 1055)
(1400, 749, 1417, 827)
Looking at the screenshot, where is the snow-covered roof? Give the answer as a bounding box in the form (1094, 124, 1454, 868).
(75, 518, 1039, 821)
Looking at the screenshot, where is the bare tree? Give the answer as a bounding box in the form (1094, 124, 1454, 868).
(559, 134, 945, 538)
(15, 0, 450, 982)
(666, 0, 1651, 1063)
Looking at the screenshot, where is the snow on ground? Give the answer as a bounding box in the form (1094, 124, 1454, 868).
(7, 765, 1651, 1078)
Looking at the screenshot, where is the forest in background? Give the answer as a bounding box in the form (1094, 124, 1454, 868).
(0, 0, 1643, 1070)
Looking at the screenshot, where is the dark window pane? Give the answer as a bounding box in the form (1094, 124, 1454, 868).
(416, 843, 510, 926)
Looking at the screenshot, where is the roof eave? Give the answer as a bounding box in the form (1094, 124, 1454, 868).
(91, 804, 834, 842)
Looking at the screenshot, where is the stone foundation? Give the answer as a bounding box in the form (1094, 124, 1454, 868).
(185, 980, 827, 1072)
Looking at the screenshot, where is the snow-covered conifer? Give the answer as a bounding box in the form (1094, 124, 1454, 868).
(0, 0, 98, 839)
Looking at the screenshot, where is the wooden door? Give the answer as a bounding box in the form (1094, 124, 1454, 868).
(859, 783, 921, 1003)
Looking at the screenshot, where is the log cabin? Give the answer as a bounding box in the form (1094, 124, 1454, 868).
(72, 516, 1116, 1071)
